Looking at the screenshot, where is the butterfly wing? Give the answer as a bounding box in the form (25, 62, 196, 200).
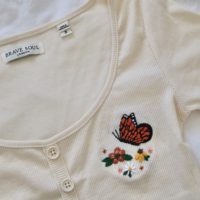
(132, 123, 153, 145)
(119, 114, 137, 142)
(113, 113, 153, 146)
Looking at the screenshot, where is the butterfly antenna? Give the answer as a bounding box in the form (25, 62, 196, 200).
(112, 129, 119, 139)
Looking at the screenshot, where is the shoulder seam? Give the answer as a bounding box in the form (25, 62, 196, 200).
(139, 0, 191, 123)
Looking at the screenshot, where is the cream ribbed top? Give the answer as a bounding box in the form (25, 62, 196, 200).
(0, 0, 199, 199)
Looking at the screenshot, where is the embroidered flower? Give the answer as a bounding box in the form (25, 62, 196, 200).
(108, 147, 126, 164)
(147, 147, 153, 154)
(135, 148, 150, 163)
(100, 112, 155, 179)
(101, 146, 154, 179)
(102, 147, 133, 167)
(123, 162, 137, 178)
(102, 148, 107, 154)
(139, 166, 144, 171)
(118, 168, 123, 174)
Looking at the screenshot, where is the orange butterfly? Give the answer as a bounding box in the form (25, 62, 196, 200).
(112, 113, 153, 146)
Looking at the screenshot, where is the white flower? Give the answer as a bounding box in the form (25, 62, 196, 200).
(124, 161, 137, 172)
(123, 161, 137, 178)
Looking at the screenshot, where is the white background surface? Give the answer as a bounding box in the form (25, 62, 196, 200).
(0, 0, 199, 165)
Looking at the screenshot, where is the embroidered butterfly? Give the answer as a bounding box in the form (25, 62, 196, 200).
(112, 113, 153, 146)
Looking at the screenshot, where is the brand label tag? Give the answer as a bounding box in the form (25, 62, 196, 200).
(1, 42, 44, 63)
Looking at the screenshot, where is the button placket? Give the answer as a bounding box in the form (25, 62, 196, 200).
(46, 145, 60, 160)
(61, 179, 74, 193)
(43, 144, 78, 200)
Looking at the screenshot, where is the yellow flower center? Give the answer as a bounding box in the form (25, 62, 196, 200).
(135, 153, 145, 162)
(128, 166, 132, 171)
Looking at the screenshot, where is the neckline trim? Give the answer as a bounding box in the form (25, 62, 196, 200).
(0, 0, 93, 46)
(0, 0, 119, 148)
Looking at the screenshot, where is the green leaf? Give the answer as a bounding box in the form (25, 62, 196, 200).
(128, 171, 132, 178)
(144, 155, 150, 161)
(105, 160, 113, 167)
(102, 157, 113, 167)
(102, 157, 111, 162)
(123, 154, 133, 161)
(123, 170, 128, 176)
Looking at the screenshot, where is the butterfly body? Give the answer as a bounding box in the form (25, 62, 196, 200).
(112, 113, 153, 146)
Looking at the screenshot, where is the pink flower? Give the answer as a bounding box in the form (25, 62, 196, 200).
(118, 168, 123, 174)
(108, 147, 126, 164)
(148, 147, 153, 154)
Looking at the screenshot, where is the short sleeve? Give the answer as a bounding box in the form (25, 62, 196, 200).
(141, 0, 200, 114)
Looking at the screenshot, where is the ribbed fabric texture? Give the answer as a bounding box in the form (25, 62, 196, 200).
(0, 0, 199, 199)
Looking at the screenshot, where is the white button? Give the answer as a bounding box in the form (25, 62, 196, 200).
(61, 179, 74, 193)
(46, 145, 60, 160)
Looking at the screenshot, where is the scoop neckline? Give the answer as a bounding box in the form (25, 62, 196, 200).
(0, 0, 119, 148)
(0, 0, 93, 46)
